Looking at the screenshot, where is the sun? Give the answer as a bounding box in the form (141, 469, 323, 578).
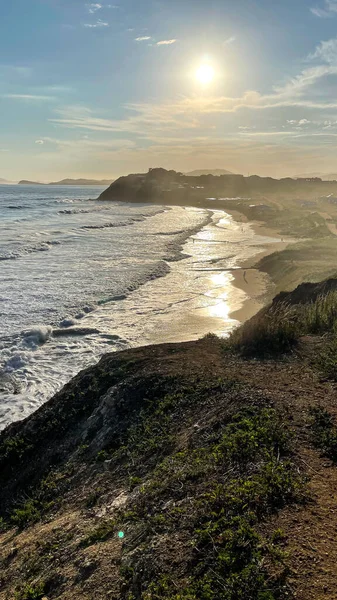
(196, 64, 215, 85)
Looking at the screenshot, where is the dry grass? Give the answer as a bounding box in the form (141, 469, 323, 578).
(230, 291, 337, 357)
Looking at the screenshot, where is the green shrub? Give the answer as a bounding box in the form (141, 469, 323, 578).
(84, 488, 102, 508)
(80, 519, 116, 547)
(120, 406, 302, 600)
(316, 336, 337, 381)
(0, 516, 8, 533)
(96, 450, 108, 462)
(14, 581, 45, 600)
(11, 500, 41, 529)
(310, 406, 337, 461)
(271, 528, 287, 544)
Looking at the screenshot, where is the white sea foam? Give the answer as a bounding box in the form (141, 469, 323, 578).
(0, 185, 277, 431)
(23, 326, 53, 346)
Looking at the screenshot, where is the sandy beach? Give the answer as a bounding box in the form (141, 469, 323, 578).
(138, 208, 297, 346)
(223, 208, 297, 324)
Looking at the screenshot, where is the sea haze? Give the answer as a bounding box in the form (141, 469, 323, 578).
(0, 184, 277, 429)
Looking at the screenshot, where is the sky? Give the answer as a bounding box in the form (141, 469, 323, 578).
(2, 0, 337, 180)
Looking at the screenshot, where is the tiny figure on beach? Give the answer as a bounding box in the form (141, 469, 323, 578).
(243, 270, 248, 284)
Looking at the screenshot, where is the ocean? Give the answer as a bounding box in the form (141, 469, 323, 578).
(0, 184, 277, 430)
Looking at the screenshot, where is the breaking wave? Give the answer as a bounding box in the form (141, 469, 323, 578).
(0, 240, 61, 261)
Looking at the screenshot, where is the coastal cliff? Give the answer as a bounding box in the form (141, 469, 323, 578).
(2, 280, 337, 599)
(99, 167, 337, 206)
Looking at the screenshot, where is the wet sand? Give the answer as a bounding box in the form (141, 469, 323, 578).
(225, 211, 297, 324)
(140, 210, 297, 344)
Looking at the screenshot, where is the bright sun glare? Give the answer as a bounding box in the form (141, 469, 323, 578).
(196, 64, 215, 85)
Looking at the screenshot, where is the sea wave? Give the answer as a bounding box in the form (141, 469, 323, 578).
(0, 240, 61, 261)
(79, 216, 146, 230)
(163, 212, 213, 262)
(0, 200, 221, 430)
(23, 326, 53, 347)
(58, 208, 91, 215)
(53, 327, 101, 337)
(5, 205, 30, 210)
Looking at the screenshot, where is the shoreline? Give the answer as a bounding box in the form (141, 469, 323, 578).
(0, 199, 299, 431)
(222, 207, 297, 325)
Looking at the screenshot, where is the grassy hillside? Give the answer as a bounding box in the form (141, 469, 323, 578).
(2, 281, 337, 598)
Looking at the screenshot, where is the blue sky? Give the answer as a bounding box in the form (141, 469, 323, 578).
(2, 0, 337, 180)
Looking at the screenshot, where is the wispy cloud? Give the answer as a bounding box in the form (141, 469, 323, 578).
(38, 136, 135, 156)
(311, 0, 337, 17)
(86, 3, 116, 12)
(48, 37, 337, 148)
(2, 94, 55, 101)
(287, 119, 311, 125)
(310, 38, 337, 63)
(0, 65, 32, 78)
(135, 36, 151, 41)
(84, 19, 109, 28)
(42, 85, 74, 94)
(50, 102, 199, 135)
(224, 36, 236, 44)
(156, 39, 177, 45)
(87, 3, 102, 13)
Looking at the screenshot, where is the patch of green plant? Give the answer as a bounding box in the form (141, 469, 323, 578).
(80, 518, 116, 547)
(316, 336, 337, 381)
(0, 516, 8, 533)
(96, 450, 109, 462)
(129, 476, 142, 490)
(78, 443, 89, 455)
(11, 500, 42, 530)
(14, 581, 45, 600)
(113, 380, 241, 474)
(85, 487, 102, 508)
(9, 466, 72, 529)
(0, 435, 32, 462)
(271, 529, 287, 544)
(310, 406, 337, 461)
(119, 406, 303, 600)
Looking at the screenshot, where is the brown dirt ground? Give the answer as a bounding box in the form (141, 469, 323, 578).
(1, 337, 337, 599)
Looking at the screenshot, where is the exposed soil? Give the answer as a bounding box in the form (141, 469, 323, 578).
(1, 334, 337, 599)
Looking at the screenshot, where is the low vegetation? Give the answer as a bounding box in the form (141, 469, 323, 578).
(80, 519, 116, 547)
(316, 336, 337, 381)
(230, 290, 337, 357)
(116, 406, 303, 600)
(2, 314, 337, 599)
(14, 581, 45, 600)
(310, 407, 337, 461)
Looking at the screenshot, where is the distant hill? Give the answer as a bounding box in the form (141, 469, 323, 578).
(296, 173, 337, 181)
(18, 180, 43, 185)
(48, 178, 114, 186)
(18, 178, 114, 186)
(0, 177, 15, 184)
(185, 169, 234, 176)
(99, 167, 337, 207)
